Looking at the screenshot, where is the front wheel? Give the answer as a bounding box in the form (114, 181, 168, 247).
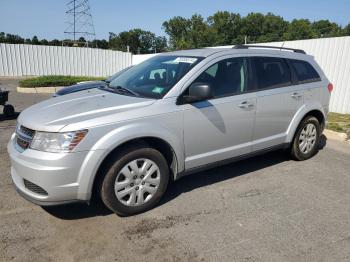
(100, 145, 169, 216)
(291, 116, 321, 161)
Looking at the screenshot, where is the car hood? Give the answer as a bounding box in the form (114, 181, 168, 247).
(54, 81, 106, 96)
(18, 88, 156, 132)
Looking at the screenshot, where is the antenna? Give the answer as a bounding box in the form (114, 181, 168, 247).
(64, 0, 97, 47)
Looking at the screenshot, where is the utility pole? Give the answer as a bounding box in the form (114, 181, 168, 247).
(73, 0, 76, 42)
(64, 0, 97, 47)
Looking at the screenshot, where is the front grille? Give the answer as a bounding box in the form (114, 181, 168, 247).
(15, 125, 35, 152)
(23, 179, 48, 196)
(19, 125, 35, 137)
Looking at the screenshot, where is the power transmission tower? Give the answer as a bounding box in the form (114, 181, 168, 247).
(64, 0, 97, 47)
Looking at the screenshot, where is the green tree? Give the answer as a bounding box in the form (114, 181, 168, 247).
(162, 16, 191, 49)
(154, 36, 167, 52)
(5, 33, 24, 44)
(163, 14, 215, 49)
(188, 14, 214, 48)
(240, 13, 265, 43)
(49, 39, 61, 46)
(31, 35, 40, 45)
(207, 11, 241, 45)
(344, 23, 350, 35)
(40, 39, 49, 45)
(257, 13, 288, 42)
(24, 38, 32, 44)
(283, 19, 316, 40)
(312, 20, 342, 37)
(0, 32, 5, 42)
(109, 29, 167, 54)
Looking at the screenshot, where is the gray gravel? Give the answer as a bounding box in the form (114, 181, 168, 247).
(1, 78, 350, 262)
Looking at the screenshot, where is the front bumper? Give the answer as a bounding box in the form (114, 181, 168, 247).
(7, 134, 90, 205)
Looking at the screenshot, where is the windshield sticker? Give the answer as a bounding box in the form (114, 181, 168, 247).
(173, 57, 198, 64)
(152, 86, 164, 94)
(164, 57, 198, 64)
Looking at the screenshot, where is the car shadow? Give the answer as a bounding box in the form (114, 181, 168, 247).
(160, 134, 327, 207)
(42, 200, 113, 220)
(42, 136, 327, 220)
(0, 112, 20, 121)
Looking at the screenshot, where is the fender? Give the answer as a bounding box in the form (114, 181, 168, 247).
(75, 122, 184, 200)
(285, 101, 327, 143)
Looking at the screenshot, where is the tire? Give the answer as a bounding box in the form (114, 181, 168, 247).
(291, 116, 321, 161)
(3, 104, 15, 117)
(100, 145, 169, 216)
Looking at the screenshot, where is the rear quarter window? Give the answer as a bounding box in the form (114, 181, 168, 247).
(289, 59, 321, 83)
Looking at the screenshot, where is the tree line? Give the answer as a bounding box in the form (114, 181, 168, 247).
(1, 12, 350, 53)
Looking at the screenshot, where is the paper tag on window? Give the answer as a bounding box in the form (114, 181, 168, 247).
(173, 57, 198, 64)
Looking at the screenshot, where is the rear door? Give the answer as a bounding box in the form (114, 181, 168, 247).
(181, 56, 257, 169)
(252, 56, 304, 151)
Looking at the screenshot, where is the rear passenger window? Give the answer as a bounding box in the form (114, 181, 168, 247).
(290, 60, 321, 83)
(253, 57, 291, 90)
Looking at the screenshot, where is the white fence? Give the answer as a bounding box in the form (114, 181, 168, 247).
(1, 37, 350, 113)
(0, 43, 132, 77)
(212, 37, 350, 114)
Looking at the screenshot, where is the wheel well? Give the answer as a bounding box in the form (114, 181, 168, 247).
(303, 110, 325, 130)
(91, 137, 178, 200)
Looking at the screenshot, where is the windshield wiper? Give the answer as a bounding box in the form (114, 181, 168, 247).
(114, 86, 140, 97)
(100, 84, 140, 97)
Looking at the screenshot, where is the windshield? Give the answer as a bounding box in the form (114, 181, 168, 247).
(108, 55, 203, 99)
(106, 66, 132, 83)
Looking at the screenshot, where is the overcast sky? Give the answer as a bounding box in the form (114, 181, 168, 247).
(1, 0, 349, 40)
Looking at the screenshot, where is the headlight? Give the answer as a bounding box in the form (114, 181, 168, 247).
(30, 130, 88, 153)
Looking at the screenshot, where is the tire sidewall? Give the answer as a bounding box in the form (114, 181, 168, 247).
(292, 116, 321, 160)
(101, 147, 169, 216)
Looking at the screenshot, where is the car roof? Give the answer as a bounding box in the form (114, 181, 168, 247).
(160, 48, 229, 57)
(160, 47, 312, 60)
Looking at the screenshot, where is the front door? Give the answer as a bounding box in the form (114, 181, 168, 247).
(181, 57, 257, 170)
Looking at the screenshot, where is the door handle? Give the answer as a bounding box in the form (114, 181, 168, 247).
(238, 101, 254, 110)
(291, 92, 302, 99)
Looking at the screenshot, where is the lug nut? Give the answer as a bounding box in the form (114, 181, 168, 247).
(140, 175, 144, 179)
(141, 182, 145, 185)
(133, 175, 137, 179)
(135, 186, 139, 190)
(130, 183, 134, 187)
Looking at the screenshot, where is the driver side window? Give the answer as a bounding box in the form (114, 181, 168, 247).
(193, 57, 249, 98)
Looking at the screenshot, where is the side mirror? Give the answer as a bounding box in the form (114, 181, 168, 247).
(180, 82, 213, 104)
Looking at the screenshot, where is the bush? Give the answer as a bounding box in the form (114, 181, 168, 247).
(19, 75, 105, 87)
(326, 112, 350, 137)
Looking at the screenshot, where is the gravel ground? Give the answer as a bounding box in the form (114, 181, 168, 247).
(1, 78, 350, 262)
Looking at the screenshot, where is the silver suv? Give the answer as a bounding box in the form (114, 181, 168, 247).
(8, 45, 332, 216)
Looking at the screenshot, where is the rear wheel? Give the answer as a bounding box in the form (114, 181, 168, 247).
(291, 116, 320, 161)
(100, 145, 169, 216)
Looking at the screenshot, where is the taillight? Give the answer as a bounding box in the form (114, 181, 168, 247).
(327, 83, 333, 93)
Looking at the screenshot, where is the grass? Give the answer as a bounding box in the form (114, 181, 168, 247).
(327, 112, 350, 137)
(19, 75, 105, 87)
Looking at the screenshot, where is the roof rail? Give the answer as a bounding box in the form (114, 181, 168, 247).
(233, 44, 306, 54)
